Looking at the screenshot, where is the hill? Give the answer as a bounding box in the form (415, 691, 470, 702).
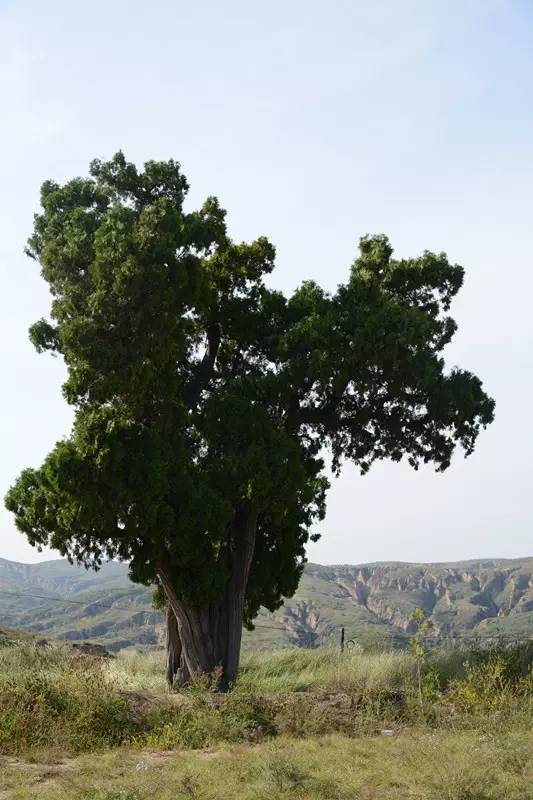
(0, 556, 531, 651)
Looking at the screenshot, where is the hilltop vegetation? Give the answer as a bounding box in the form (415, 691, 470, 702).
(1, 556, 531, 652)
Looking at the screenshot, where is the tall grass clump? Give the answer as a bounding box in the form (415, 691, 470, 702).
(104, 649, 167, 692)
(0, 642, 140, 754)
(238, 648, 418, 694)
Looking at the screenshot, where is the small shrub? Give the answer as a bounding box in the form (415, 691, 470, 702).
(140, 691, 275, 749)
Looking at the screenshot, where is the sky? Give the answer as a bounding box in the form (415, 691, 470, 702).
(0, 0, 531, 566)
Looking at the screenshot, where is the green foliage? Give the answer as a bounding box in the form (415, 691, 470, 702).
(5, 153, 494, 634)
(410, 606, 434, 700)
(411, 605, 434, 642)
(446, 642, 533, 713)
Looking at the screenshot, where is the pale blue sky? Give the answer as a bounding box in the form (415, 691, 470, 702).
(0, 0, 531, 565)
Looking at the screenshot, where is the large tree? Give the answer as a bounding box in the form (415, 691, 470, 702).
(5, 154, 494, 687)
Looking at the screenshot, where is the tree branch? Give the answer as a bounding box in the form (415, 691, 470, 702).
(186, 322, 221, 408)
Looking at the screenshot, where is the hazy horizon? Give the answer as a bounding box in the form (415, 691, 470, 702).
(1, 0, 532, 565)
(1, 553, 532, 568)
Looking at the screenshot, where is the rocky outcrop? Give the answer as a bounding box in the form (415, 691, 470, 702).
(304, 560, 533, 639)
(279, 601, 322, 647)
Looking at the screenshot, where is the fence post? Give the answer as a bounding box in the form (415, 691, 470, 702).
(340, 627, 345, 653)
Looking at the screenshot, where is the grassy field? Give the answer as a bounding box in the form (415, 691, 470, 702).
(0, 638, 531, 798)
(2, 730, 532, 800)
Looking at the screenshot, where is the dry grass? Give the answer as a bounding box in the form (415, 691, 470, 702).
(1, 730, 532, 799)
(0, 638, 531, 765)
(104, 650, 168, 693)
(237, 647, 420, 693)
(108, 645, 467, 694)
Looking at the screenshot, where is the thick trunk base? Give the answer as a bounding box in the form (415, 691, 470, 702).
(159, 505, 258, 690)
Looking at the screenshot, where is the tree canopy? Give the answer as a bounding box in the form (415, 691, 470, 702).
(5, 153, 495, 681)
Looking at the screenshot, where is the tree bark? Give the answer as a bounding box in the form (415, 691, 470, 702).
(158, 504, 258, 690)
(165, 605, 190, 688)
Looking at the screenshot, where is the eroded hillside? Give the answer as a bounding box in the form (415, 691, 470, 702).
(0, 556, 531, 650)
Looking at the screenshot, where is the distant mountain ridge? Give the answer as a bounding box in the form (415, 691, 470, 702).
(0, 556, 532, 651)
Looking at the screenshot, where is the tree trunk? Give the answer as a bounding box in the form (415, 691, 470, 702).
(158, 504, 258, 690)
(165, 605, 190, 688)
